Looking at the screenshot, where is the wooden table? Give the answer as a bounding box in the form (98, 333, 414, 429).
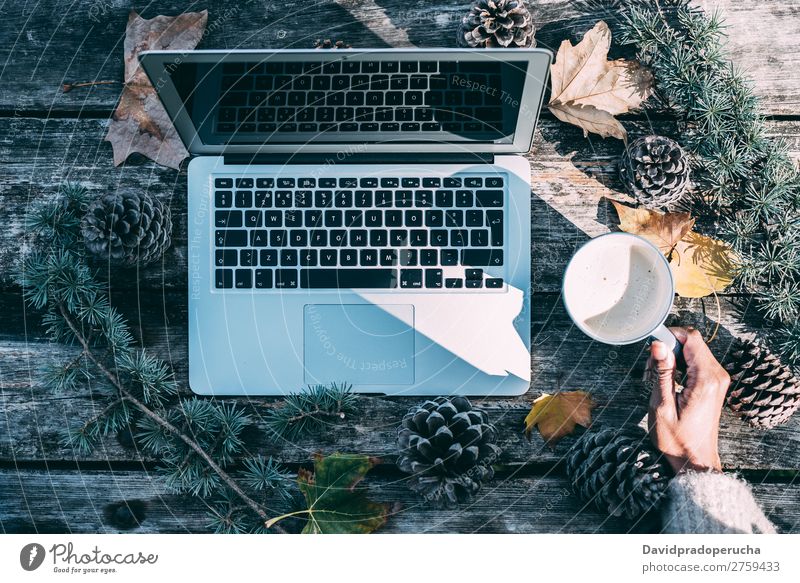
(1, 0, 798, 534)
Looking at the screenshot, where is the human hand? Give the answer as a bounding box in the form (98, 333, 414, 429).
(646, 327, 730, 474)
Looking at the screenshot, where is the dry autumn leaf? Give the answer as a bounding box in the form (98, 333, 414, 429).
(612, 201, 737, 298)
(524, 391, 595, 446)
(105, 10, 208, 170)
(549, 21, 653, 142)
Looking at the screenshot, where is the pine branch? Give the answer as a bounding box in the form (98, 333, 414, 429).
(264, 383, 357, 439)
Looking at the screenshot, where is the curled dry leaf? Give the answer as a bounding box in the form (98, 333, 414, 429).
(105, 10, 208, 170)
(524, 391, 595, 446)
(612, 201, 737, 298)
(548, 21, 653, 142)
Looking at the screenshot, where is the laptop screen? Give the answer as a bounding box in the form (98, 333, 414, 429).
(166, 55, 529, 146)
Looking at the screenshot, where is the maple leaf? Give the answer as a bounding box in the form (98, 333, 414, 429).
(266, 453, 391, 534)
(548, 21, 653, 142)
(524, 391, 595, 446)
(105, 10, 208, 170)
(612, 201, 737, 298)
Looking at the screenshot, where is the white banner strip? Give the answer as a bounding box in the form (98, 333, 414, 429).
(2, 534, 799, 582)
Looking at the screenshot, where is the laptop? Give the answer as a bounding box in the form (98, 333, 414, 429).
(140, 48, 552, 396)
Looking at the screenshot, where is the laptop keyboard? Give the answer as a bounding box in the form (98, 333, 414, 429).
(212, 174, 505, 291)
(216, 61, 506, 136)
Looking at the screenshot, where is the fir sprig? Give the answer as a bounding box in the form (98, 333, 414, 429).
(604, 2, 800, 366)
(264, 383, 357, 439)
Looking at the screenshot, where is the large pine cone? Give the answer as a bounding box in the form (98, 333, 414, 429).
(397, 396, 501, 508)
(457, 0, 536, 48)
(81, 192, 172, 267)
(620, 135, 690, 210)
(724, 340, 800, 429)
(566, 427, 671, 520)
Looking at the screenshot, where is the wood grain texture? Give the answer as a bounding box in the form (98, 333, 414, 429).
(2, 290, 798, 470)
(2, 468, 797, 534)
(3, 117, 800, 293)
(0, 1, 798, 114)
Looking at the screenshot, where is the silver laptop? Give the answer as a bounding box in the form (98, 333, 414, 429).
(141, 48, 552, 396)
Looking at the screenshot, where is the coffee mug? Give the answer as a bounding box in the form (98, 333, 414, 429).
(562, 232, 681, 353)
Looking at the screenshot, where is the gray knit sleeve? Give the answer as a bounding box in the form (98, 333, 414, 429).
(660, 471, 776, 534)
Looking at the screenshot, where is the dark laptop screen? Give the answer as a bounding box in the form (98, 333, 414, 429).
(167, 56, 528, 145)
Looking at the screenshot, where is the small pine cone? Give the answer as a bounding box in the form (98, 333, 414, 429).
(724, 340, 800, 429)
(620, 135, 690, 210)
(566, 427, 671, 520)
(314, 39, 351, 49)
(397, 396, 502, 508)
(81, 192, 172, 267)
(457, 0, 536, 48)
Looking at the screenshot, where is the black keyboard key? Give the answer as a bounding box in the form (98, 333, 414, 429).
(361, 61, 380, 73)
(476, 190, 504, 207)
(275, 269, 298, 288)
(319, 178, 337, 188)
(441, 249, 459, 266)
(381, 122, 400, 132)
(325, 210, 343, 227)
(319, 250, 337, 266)
(290, 229, 308, 247)
(445, 210, 463, 227)
(339, 177, 358, 188)
(264, 211, 282, 227)
(385, 210, 403, 227)
(402, 177, 420, 188)
(244, 210, 262, 227)
(365, 210, 382, 227)
(276, 191, 293, 208)
(390, 230, 408, 246)
(487, 210, 504, 246)
(425, 269, 443, 289)
(309, 230, 327, 247)
(486, 278, 504, 288)
(300, 250, 318, 266)
(466, 279, 483, 289)
(301, 269, 398, 288)
(456, 190, 473, 207)
(235, 269, 252, 289)
(415, 190, 433, 207)
(405, 210, 423, 226)
(350, 230, 368, 246)
(281, 249, 298, 266)
(465, 177, 483, 187)
(410, 230, 428, 246)
(335, 190, 353, 207)
(381, 177, 399, 188)
(345, 210, 363, 227)
(330, 230, 348, 247)
(216, 230, 248, 247)
(240, 250, 257, 266)
(435, 190, 454, 207)
(371, 230, 388, 247)
(425, 210, 444, 227)
(256, 177, 275, 188)
(215, 178, 233, 188)
(255, 269, 273, 288)
(471, 230, 489, 247)
(400, 269, 423, 289)
(380, 249, 398, 266)
(294, 191, 312, 208)
(395, 190, 413, 207)
(260, 249, 278, 266)
(298, 177, 316, 188)
(485, 177, 504, 188)
(466, 269, 483, 280)
(215, 210, 242, 228)
(444, 177, 462, 187)
(400, 249, 418, 266)
(216, 250, 237, 266)
(235, 191, 253, 208)
(215, 190, 233, 208)
(270, 230, 288, 247)
(375, 190, 393, 207)
(360, 177, 378, 188)
(445, 278, 463, 289)
(235, 178, 254, 188)
(355, 191, 373, 208)
(315, 190, 333, 207)
(340, 250, 358, 266)
(277, 178, 295, 188)
(422, 177, 441, 188)
(360, 249, 378, 266)
(430, 230, 448, 247)
(255, 191, 273, 207)
(466, 210, 483, 226)
(451, 229, 469, 246)
(215, 269, 233, 288)
(462, 249, 504, 267)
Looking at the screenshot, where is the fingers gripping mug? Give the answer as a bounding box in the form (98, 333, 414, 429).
(562, 233, 681, 353)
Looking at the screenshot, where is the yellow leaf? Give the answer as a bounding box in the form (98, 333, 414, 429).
(612, 201, 738, 298)
(611, 200, 695, 256)
(524, 391, 595, 446)
(548, 21, 654, 141)
(671, 232, 737, 298)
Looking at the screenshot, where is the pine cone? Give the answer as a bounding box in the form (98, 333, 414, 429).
(724, 340, 800, 429)
(397, 396, 501, 508)
(620, 135, 690, 209)
(457, 0, 536, 48)
(314, 39, 351, 49)
(81, 192, 172, 267)
(566, 427, 671, 520)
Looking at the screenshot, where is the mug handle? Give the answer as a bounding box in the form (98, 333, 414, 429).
(650, 324, 683, 357)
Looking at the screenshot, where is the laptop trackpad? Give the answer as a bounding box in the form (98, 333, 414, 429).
(303, 304, 415, 385)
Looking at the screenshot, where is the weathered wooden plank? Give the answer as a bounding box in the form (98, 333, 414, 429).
(0, 1, 798, 115)
(3, 117, 800, 293)
(2, 289, 798, 470)
(2, 468, 797, 534)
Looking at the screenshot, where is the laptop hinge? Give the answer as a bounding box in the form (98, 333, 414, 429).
(223, 152, 495, 166)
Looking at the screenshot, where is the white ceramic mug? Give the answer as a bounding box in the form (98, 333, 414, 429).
(562, 232, 680, 353)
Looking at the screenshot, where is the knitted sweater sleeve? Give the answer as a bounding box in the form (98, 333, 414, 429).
(660, 471, 776, 533)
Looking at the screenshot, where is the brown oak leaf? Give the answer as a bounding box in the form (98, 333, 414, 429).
(524, 391, 595, 446)
(105, 10, 208, 170)
(549, 21, 653, 142)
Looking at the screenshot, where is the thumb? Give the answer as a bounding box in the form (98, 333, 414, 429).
(649, 341, 677, 418)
